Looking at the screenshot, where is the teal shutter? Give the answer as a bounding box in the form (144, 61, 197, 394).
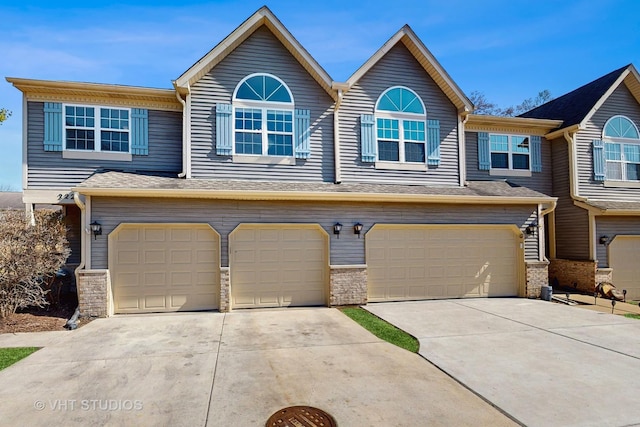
(427, 119, 440, 166)
(360, 114, 376, 163)
(478, 132, 491, 170)
(216, 103, 233, 156)
(294, 109, 311, 159)
(592, 139, 606, 181)
(44, 102, 63, 152)
(530, 135, 542, 172)
(130, 109, 149, 155)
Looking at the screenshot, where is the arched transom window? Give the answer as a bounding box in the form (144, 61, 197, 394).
(375, 86, 427, 163)
(603, 115, 640, 181)
(232, 73, 295, 156)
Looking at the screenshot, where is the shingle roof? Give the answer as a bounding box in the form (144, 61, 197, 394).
(74, 171, 553, 202)
(583, 199, 640, 212)
(519, 65, 630, 128)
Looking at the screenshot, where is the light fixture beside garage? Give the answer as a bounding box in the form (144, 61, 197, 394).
(599, 235, 610, 245)
(525, 221, 538, 236)
(354, 222, 364, 237)
(333, 222, 342, 238)
(90, 221, 102, 240)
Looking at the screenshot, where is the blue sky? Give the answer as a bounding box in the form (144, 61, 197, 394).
(1, 0, 639, 189)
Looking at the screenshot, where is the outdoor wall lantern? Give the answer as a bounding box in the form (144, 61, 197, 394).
(599, 235, 609, 245)
(333, 222, 342, 238)
(525, 221, 538, 235)
(90, 221, 102, 240)
(354, 222, 364, 237)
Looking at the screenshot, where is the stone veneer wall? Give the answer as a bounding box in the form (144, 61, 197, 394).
(525, 261, 550, 298)
(76, 269, 110, 318)
(220, 267, 230, 313)
(329, 265, 368, 306)
(548, 259, 598, 293)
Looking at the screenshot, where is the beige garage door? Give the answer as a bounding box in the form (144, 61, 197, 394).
(230, 224, 328, 309)
(109, 223, 220, 314)
(609, 236, 640, 301)
(366, 225, 522, 302)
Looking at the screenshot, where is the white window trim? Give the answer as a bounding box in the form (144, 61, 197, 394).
(603, 140, 640, 182)
(231, 73, 296, 158)
(62, 150, 132, 162)
(489, 133, 531, 173)
(63, 103, 132, 155)
(602, 116, 640, 182)
(373, 86, 427, 169)
(374, 111, 427, 165)
(232, 155, 295, 165)
(232, 104, 295, 157)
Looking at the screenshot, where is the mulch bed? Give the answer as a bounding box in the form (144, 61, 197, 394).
(0, 289, 93, 335)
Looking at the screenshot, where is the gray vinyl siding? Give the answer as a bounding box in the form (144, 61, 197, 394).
(465, 132, 553, 195)
(551, 138, 590, 259)
(189, 26, 334, 182)
(577, 83, 640, 200)
(90, 197, 539, 268)
(595, 216, 640, 267)
(27, 102, 182, 188)
(338, 44, 459, 185)
(64, 204, 81, 265)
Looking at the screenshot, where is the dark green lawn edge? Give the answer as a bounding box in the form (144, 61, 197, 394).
(339, 307, 419, 353)
(624, 313, 640, 320)
(0, 347, 40, 371)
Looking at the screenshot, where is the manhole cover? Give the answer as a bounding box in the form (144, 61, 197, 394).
(266, 405, 337, 427)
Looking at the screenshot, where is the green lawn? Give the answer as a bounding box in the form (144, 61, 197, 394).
(0, 347, 40, 371)
(624, 313, 640, 320)
(340, 307, 419, 353)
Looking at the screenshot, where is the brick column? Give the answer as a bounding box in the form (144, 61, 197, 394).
(329, 265, 368, 306)
(219, 267, 230, 312)
(76, 269, 110, 318)
(525, 261, 549, 298)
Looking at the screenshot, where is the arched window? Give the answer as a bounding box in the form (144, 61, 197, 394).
(374, 86, 427, 163)
(603, 115, 640, 181)
(232, 73, 294, 156)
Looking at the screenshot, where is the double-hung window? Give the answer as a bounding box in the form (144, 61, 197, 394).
(375, 87, 427, 164)
(64, 105, 130, 153)
(233, 74, 294, 156)
(490, 134, 530, 170)
(603, 115, 640, 181)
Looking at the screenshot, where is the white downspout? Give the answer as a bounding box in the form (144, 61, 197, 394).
(563, 130, 587, 202)
(459, 112, 470, 187)
(73, 192, 86, 286)
(563, 130, 597, 260)
(333, 88, 344, 184)
(173, 82, 190, 178)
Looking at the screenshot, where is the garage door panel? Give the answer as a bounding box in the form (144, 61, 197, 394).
(367, 225, 520, 302)
(143, 272, 166, 285)
(610, 236, 640, 301)
(230, 224, 327, 308)
(111, 224, 219, 314)
(144, 228, 166, 242)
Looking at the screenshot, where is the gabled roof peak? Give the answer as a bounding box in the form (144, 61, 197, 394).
(344, 25, 472, 113)
(174, 6, 335, 100)
(519, 64, 639, 130)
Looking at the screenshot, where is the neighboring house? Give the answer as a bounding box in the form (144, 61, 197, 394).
(521, 64, 640, 300)
(7, 7, 558, 317)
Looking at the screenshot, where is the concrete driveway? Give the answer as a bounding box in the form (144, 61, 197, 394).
(366, 299, 640, 427)
(0, 308, 514, 426)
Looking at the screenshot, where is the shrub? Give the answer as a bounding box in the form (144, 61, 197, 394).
(0, 209, 70, 318)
